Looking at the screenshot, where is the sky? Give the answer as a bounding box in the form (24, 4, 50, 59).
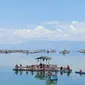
(0, 0, 85, 44)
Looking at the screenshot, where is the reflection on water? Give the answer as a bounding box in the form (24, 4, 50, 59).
(13, 70, 73, 85)
(14, 71, 58, 85)
(20, 71, 23, 75)
(67, 72, 71, 77)
(0, 53, 85, 85)
(35, 71, 46, 80)
(15, 70, 23, 75)
(31, 71, 34, 75)
(14, 70, 71, 76)
(60, 71, 71, 77)
(26, 71, 29, 75)
(15, 70, 18, 75)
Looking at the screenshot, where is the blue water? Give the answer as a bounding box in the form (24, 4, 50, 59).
(0, 52, 85, 85)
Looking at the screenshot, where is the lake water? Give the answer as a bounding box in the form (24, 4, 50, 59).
(0, 51, 85, 85)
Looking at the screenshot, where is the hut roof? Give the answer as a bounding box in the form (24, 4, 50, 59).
(35, 56, 52, 60)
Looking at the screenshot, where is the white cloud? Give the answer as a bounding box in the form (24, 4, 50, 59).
(0, 21, 85, 44)
(72, 21, 79, 24)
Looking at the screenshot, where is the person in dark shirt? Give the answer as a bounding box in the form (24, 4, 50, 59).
(60, 66, 63, 70)
(39, 63, 43, 68)
(15, 64, 19, 69)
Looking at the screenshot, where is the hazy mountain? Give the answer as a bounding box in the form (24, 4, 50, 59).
(0, 40, 85, 50)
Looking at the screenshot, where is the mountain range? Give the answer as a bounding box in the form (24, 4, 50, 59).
(0, 40, 85, 50)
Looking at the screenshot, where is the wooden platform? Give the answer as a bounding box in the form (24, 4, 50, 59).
(13, 67, 72, 73)
(13, 68, 59, 72)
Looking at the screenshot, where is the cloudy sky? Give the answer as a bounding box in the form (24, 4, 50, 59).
(0, 0, 85, 44)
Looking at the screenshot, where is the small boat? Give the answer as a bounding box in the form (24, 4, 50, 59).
(50, 75, 58, 80)
(47, 74, 58, 80)
(75, 71, 85, 74)
(46, 72, 58, 80)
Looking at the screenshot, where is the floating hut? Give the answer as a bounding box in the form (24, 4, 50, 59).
(13, 56, 72, 73)
(13, 56, 59, 71)
(78, 49, 85, 53)
(59, 49, 70, 55)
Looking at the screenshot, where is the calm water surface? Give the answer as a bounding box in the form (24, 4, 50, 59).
(0, 52, 85, 85)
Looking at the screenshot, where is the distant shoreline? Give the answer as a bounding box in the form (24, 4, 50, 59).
(0, 49, 56, 54)
(0, 49, 85, 54)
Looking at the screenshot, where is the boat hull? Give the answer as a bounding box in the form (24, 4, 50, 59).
(75, 71, 85, 74)
(13, 68, 59, 72)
